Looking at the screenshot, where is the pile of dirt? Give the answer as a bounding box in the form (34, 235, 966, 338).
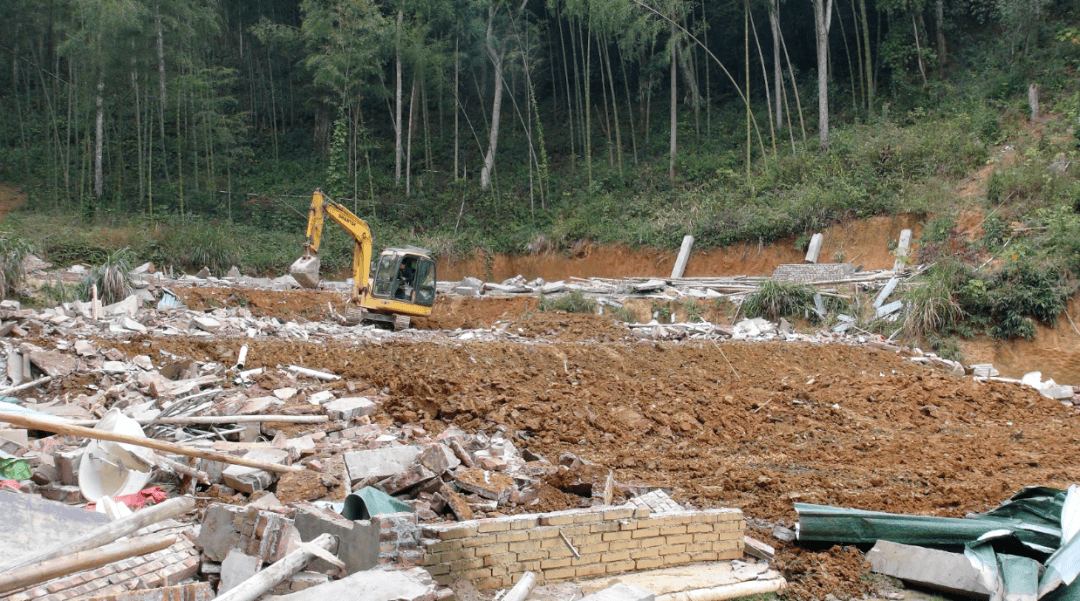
(138, 335, 1079, 600)
(413, 296, 538, 330)
(176, 287, 346, 320)
(508, 311, 629, 342)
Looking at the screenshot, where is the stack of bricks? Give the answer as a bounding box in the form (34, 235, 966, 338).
(3, 523, 200, 601)
(419, 506, 744, 590)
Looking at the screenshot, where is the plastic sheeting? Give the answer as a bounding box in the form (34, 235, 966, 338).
(796, 486, 1080, 601)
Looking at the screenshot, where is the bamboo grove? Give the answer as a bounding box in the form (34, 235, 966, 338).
(0, 0, 1063, 224)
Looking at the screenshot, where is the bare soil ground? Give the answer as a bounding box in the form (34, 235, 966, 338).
(116, 306, 1080, 599)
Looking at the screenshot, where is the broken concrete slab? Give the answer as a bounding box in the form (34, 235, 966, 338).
(0, 490, 109, 565)
(323, 397, 376, 421)
(271, 566, 436, 601)
(28, 351, 79, 377)
(454, 467, 515, 502)
(191, 315, 221, 332)
(417, 444, 460, 475)
(377, 463, 435, 495)
(292, 502, 379, 575)
(222, 449, 289, 493)
(220, 549, 262, 593)
(343, 446, 421, 486)
(867, 539, 992, 599)
(122, 317, 147, 333)
(580, 583, 656, 601)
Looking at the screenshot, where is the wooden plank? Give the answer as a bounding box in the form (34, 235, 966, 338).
(0, 413, 303, 474)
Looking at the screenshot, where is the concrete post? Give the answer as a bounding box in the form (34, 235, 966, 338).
(893, 229, 912, 271)
(670, 235, 695, 278)
(804, 233, 824, 264)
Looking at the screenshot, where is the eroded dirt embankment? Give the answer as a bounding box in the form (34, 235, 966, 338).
(436, 214, 923, 281)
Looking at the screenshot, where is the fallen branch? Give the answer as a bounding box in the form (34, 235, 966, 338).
(0, 496, 194, 572)
(0, 533, 176, 595)
(157, 455, 211, 484)
(0, 413, 303, 474)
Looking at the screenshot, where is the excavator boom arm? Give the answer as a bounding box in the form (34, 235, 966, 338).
(299, 190, 373, 299)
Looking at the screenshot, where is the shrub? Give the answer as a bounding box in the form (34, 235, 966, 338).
(539, 291, 596, 314)
(80, 248, 135, 305)
(903, 262, 967, 338)
(0, 234, 31, 300)
(742, 279, 815, 321)
(957, 257, 1070, 340)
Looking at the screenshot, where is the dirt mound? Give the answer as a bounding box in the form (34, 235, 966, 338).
(135, 335, 1079, 599)
(176, 287, 346, 320)
(509, 312, 629, 342)
(413, 296, 537, 330)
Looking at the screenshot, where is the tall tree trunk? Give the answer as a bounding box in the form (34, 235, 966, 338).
(811, 0, 834, 152)
(94, 59, 105, 201)
(454, 37, 460, 181)
(912, 12, 928, 85)
(602, 36, 623, 175)
(556, 12, 576, 171)
(669, 22, 677, 182)
(769, 0, 784, 129)
(749, 4, 777, 154)
(394, 11, 404, 186)
(406, 77, 418, 196)
(156, 3, 170, 182)
(935, 0, 946, 65)
(480, 6, 506, 191)
(778, 19, 807, 142)
(859, 0, 874, 107)
(132, 50, 144, 207)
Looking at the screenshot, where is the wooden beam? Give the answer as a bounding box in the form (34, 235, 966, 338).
(0, 413, 303, 474)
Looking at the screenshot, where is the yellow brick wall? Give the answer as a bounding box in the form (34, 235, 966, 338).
(420, 507, 744, 589)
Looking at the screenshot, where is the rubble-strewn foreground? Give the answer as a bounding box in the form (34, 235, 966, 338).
(1, 261, 1078, 601)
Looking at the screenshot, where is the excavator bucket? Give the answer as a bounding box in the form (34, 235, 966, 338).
(290, 255, 321, 289)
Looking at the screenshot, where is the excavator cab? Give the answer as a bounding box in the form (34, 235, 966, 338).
(370, 248, 436, 307)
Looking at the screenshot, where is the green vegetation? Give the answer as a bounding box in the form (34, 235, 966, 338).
(742, 280, 815, 322)
(0, 234, 31, 301)
(539, 291, 596, 314)
(80, 248, 135, 305)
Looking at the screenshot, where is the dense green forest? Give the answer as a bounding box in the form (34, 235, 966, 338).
(0, 0, 1078, 275)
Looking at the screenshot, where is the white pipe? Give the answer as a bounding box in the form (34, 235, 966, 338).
(657, 578, 786, 601)
(503, 571, 537, 601)
(287, 365, 341, 381)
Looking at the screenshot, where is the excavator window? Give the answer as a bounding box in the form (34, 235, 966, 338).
(395, 257, 417, 301)
(414, 259, 436, 307)
(373, 254, 398, 297)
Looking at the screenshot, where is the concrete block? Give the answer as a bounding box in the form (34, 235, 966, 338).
(292, 502, 379, 575)
(377, 463, 435, 495)
(29, 351, 79, 377)
(418, 444, 460, 475)
(867, 540, 991, 599)
(222, 449, 287, 493)
(272, 567, 436, 601)
(343, 446, 421, 486)
(454, 467, 515, 502)
(191, 315, 221, 332)
(324, 397, 376, 421)
(220, 550, 261, 593)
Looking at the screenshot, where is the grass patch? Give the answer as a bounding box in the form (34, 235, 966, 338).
(0, 234, 31, 301)
(742, 279, 815, 322)
(80, 248, 135, 304)
(538, 291, 596, 314)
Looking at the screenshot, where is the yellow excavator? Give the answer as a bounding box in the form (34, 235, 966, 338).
(289, 189, 436, 330)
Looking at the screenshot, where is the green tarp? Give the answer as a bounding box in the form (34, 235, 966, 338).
(796, 486, 1080, 601)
